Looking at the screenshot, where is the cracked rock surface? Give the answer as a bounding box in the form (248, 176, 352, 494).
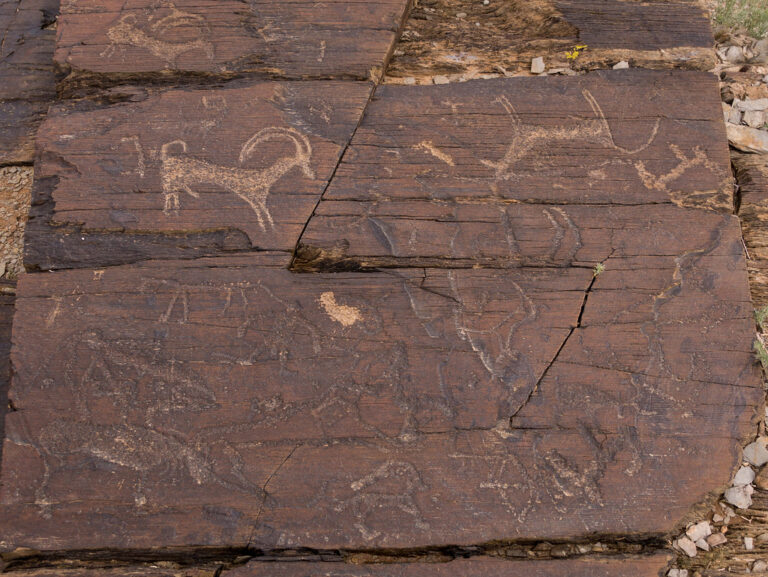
(0, 0, 763, 575)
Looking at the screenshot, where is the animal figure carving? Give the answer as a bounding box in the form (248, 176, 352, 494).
(102, 2, 214, 67)
(482, 91, 660, 185)
(161, 127, 314, 231)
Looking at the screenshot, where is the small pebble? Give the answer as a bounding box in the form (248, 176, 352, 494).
(706, 532, 728, 547)
(668, 570, 688, 577)
(531, 57, 545, 74)
(403, 77, 416, 85)
(613, 61, 629, 69)
(725, 45, 744, 63)
(686, 521, 711, 542)
(674, 536, 697, 557)
(483, 0, 489, 4)
(456, 12, 467, 18)
(743, 437, 768, 467)
(746, 536, 755, 550)
(744, 109, 766, 128)
(734, 465, 756, 486)
(757, 532, 768, 542)
(725, 484, 754, 509)
(433, 75, 450, 85)
(753, 560, 768, 572)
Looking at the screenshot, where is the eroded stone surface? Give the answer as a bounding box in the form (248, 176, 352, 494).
(228, 556, 673, 577)
(385, 0, 715, 82)
(0, 0, 58, 163)
(25, 80, 372, 270)
(55, 0, 410, 82)
(0, 213, 760, 549)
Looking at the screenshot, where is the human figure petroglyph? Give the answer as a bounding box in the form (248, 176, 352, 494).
(161, 127, 314, 231)
(101, 2, 214, 67)
(482, 91, 660, 186)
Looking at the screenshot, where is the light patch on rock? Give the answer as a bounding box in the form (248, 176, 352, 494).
(733, 465, 756, 486)
(319, 291, 362, 327)
(725, 484, 754, 509)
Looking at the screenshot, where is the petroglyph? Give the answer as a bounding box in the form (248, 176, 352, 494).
(101, 2, 214, 67)
(482, 90, 660, 187)
(161, 127, 314, 230)
(414, 140, 455, 166)
(319, 292, 362, 327)
(331, 461, 430, 541)
(634, 144, 730, 207)
(120, 136, 145, 178)
(8, 330, 269, 512)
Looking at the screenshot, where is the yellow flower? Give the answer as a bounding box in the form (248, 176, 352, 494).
(566, 50, 579, 59)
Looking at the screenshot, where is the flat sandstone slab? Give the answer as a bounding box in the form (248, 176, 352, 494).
(0, 215, 761, 550)
(26, 80, 372, 270)
(54, 0, 410, 80)
(321, 70, 731, 208)
(0, 0, 58, 163)
(229, 557, 673, 577)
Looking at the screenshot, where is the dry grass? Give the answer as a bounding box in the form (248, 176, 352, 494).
(715, 0, 768, 38)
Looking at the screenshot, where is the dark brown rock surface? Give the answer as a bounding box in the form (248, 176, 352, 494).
(0, 0, 58, 163)
(228, 556, 673, 577)
(25, 80, 372, 270)
(54, 0, 411, 82)
(0, 6, 762, 573)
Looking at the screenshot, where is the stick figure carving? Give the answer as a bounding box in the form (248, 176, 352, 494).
(161, 127, 314, 231)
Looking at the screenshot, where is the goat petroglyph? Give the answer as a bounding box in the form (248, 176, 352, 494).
(101, 2, 214, 67)
(161, 126, 314, 230)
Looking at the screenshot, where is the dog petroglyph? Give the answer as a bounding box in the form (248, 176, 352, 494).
(483, 90, 660, 187)
(161, 126, 314, 231)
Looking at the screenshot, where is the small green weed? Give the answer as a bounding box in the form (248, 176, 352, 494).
(592, 262, 605, 277)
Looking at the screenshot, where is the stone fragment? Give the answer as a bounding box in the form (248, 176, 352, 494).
(745, 438, 768, 466)
(745, 110, 767, 128)
(725, 484, 754, 509)
(753, 560, 768, 572)
(531, 57, 545, 74)
(667, 570, 688, 577)
(728, 123, 768, 153)
(756, 466, 768, 490)
(734, 98, 768, 112)
(757, 532, 768, 542)
(613, 61, 629, 69)
(733, 465, 756, 486)
(433, 75, 449, 85)
(674, 537, 697, 557)
(686, 521, 711, 542)
(695, 538, 709, 551)
(746, 536, 755, 550)
(706, 533, 728, 547)
(725, 45, 744, 63)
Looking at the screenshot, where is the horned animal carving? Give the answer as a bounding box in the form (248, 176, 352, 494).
(482, 90, 661, 184)
(161, 127, 314, 231)
(102, 2, 215, 67)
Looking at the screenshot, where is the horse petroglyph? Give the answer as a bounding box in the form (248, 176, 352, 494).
(101, 2, 214, 67)
(161, 126, 314, 230)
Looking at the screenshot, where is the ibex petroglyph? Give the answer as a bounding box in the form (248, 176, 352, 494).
(101, 2, 214, 67)
(161, 127, 314, 231)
